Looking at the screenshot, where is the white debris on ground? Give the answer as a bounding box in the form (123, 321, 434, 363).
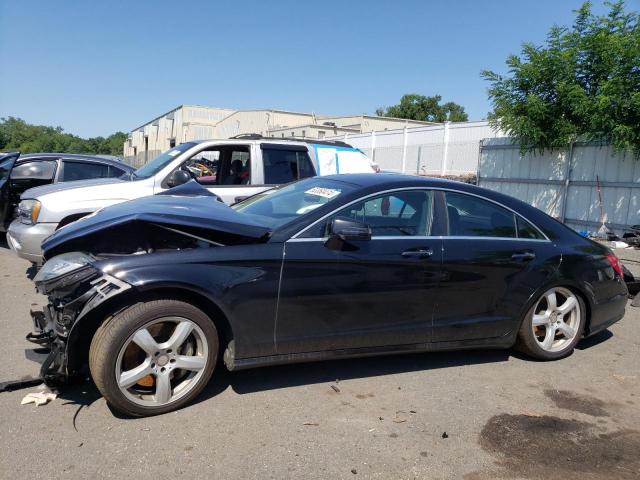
(21, 387, 57, 407)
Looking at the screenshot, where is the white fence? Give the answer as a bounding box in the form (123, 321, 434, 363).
(327, 121, 501, 176)
(478, 138, 640, 234)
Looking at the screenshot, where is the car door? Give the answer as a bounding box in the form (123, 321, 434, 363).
(432, 190, 560, 342)
(0, 153, 20, 229)
(276, 188, 442, 354)
(159, 144, 269, 204)
(7, 158, 57, 219)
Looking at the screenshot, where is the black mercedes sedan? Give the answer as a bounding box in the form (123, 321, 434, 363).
(29, 174, 627, 416)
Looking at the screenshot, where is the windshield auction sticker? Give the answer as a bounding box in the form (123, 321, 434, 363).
(304, 187, 341, 199)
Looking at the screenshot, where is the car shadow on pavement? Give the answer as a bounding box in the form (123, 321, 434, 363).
(197, 329, 616, 405)
(52, 330, 616, 419)
(199, 349, 511, 402)
(575, 329, 613, 350)
(51, 350, 514, 419)
(0, 233, 8, 250)
(25, 264, 37, 280)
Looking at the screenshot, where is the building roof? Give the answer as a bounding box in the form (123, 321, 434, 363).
(267, 124, 360, 133)
(130, 105, 442, 133)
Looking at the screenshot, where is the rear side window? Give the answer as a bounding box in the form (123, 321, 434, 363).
(11, 161, 57, 181)
(61, 161, 110, 182)
(445, 192, 516, 238)
(263, 149, 315, 184)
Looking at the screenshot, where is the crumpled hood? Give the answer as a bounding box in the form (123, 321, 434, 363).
(22, 177, 130, 200)
(41, 188, 272, 257)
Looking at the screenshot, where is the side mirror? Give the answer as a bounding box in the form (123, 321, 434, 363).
(167, 169, 191, 188)
(329, 217, 372, 242)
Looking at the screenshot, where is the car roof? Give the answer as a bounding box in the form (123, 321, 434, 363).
(319, 173, 469, 189)
(18, 153, 135, 171)
(317, 173, 541, 211)
(190, 137, 354, 148)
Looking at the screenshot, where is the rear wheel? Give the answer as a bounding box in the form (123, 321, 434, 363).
(89, 300, 218, 417)
(516, 287, 585, 360)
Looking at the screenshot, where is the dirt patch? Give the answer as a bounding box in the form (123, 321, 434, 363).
(480, 414, 640, 479)
(544, 389, 610, 417)
(355, 393, 374, 399)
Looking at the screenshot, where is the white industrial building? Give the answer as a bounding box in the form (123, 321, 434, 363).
(123, 104, 435, 166)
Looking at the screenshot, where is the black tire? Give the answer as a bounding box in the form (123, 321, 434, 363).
(515, 288, 586, 360)
(89, 299, 218, 417)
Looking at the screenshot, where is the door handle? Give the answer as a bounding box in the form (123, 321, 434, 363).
(401, 248, 433, 259)
(511, 251, 536, 261)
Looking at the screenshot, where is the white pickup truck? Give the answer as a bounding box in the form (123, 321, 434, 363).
(7, 137, 376, 264)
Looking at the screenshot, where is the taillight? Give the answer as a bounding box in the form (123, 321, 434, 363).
(606, 253, 623, 277)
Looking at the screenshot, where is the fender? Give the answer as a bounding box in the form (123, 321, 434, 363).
(88, 257, 282, 359)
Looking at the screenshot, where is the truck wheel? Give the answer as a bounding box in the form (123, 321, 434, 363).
(89, 299, 218, 417)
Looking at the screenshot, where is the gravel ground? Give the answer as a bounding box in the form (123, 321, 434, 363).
(0, 237, 639, 480)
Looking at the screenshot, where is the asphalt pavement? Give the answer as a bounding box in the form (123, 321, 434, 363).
(0, 237, 639, 480)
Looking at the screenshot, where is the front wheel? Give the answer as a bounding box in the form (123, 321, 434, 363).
(89, 300, 219, 417)
(516, 287, 585, 360)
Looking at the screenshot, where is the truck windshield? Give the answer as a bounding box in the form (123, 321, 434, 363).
(132, 143, 197, 179)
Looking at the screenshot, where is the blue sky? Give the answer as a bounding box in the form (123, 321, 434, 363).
(1, 0, 635, 137)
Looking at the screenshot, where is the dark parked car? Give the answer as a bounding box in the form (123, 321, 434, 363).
(28, 174, 627, 416)
(0, 152, 134, 232)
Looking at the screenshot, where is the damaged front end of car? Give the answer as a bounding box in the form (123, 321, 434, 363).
(25, 185, 272, 385)
(28, 253, 132, 384)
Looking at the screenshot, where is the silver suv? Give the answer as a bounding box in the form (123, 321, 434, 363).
(7, 137, 375, 264)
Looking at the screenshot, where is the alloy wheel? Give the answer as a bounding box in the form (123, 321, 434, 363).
(531, 287, 581, 353)
(115, 317, 209, 407)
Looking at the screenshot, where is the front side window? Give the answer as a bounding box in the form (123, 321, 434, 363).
(218, 148, 251, 185)
(445, 192, 516, 238)
(61, 161, 110, 182)
(10, 160, 57, 181)
(318, 190, 433, 237)
(184, 150, 221, 180)
(263, 148, 314, 184)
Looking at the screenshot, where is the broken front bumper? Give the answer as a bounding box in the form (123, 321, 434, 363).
(27, 269, 131, 384)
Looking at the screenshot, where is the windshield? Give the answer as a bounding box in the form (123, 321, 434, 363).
(232, 177, 357, 228)
(132, 143, 197, 179)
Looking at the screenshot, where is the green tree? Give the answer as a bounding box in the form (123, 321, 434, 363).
(376, 94, 469, 122)
(482, 1, 640, 155)
(0, 117, 127, 157)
